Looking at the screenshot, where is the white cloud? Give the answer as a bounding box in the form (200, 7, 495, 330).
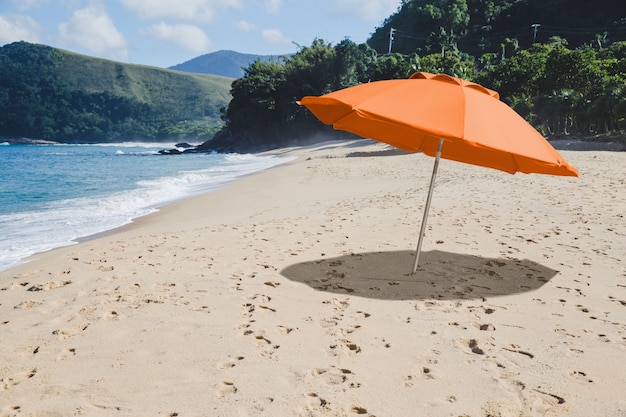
(0, 14, 41, 44)
(10, 0, 50, 10)
(334, 0, 401, 21)
(58, 4, 128, 60)
(233, 19, 255, 32)
(264, 0, 281, 14)
(119, 0, 241, 23)
(142, 22, 211, 53)
(261, 28, 290, 45)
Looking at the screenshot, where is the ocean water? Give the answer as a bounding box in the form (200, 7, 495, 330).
(0, 142, 293, 271)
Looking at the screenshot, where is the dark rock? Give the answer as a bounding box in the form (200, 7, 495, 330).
(158, 148, 182, 155)
(175, 142, 193, 148)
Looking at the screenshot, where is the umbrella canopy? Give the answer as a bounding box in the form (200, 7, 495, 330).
(299, 72, 578, 273)
(300, 72, 578, 176)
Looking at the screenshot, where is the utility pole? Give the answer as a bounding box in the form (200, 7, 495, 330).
(531, 24, 540, 43)
(388, 28, 395, 54)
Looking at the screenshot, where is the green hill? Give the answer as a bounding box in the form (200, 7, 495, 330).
(0, 42, 233, 143)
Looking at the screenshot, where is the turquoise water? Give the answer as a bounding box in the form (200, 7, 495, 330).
(0, 142, 292, 271)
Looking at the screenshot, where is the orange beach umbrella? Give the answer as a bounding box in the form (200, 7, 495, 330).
(299, 72, 578, 273)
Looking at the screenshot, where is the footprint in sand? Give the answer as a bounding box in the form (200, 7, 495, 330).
(101, 310, 119, 320)
(569, 370, 594, 383)
(252, 331, 272, 346)
(216, 381, 237, 398)
(250, 293, 271, 303)
(325, 297, 350, 312)
(350, 405, 369, 414)
(241, 303, 256, 318)
(404, 366, 435, 385)
(352, 310, 371, 319)
(372, 336, 392, 348)
(456, 338, 485, 355)
(56, 348, 77, 361)
(404, 355, 440, 385)
(242, 330, 280, 359)
(319, 317, 340, 328)
(7, 281, 30, 290)
(327, 339, 362, 357)
(338, 324, 362, 336)
(27, 280, 72, 292)
(1, 405, 22, 416)
(305, 392, 329, 410)
(52, 323, 90, 339)
(13, 300, 43, 309)
(576, 304, 591, 313)
(474, 322, 496, 331)
(98, 265, 115, 272)
(276, 325, 295, 335)
(216, 355, 245, 370)
(193, 305, 210, 313)
(309, 367, 357, 387)
(79, 306, 97, 316)
(248, 397, 275, 414)
(0, 369, 37, 391)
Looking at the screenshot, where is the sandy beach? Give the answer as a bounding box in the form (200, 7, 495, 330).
(1, 139, 624, 417)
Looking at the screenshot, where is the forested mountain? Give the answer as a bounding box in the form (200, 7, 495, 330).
(169, 50, 288, 78)
(196, 0, 626, 153)
(368, 0, 626, 57)
(0, 42, 233, 143)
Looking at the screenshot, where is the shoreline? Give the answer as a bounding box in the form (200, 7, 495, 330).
(35, 135, 622, 259)
(1, 139, 624, 416)
(67, 142, 306, 244)
(2, 135, 623, 273)
(0, 146, 299, 272)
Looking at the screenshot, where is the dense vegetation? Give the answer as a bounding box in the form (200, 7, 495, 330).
(204, 40, 626, 152)
(0, 42, 233, 143)
(369, 0, 626, 58)
(203, 0, 626, 152)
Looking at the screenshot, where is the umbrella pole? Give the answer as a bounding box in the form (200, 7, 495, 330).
(412, 138, 444, 274)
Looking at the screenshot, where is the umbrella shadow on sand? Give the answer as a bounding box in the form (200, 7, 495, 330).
(280, 250, 558, 301)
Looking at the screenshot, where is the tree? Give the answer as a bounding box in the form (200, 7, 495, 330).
(417, 50, 475, 78)
(221, 59, 286, 147)
(333, 39, 377, 86)
(370, 53, 418, 80)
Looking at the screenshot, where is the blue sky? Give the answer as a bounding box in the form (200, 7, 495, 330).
(0, 0, 401, 68)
